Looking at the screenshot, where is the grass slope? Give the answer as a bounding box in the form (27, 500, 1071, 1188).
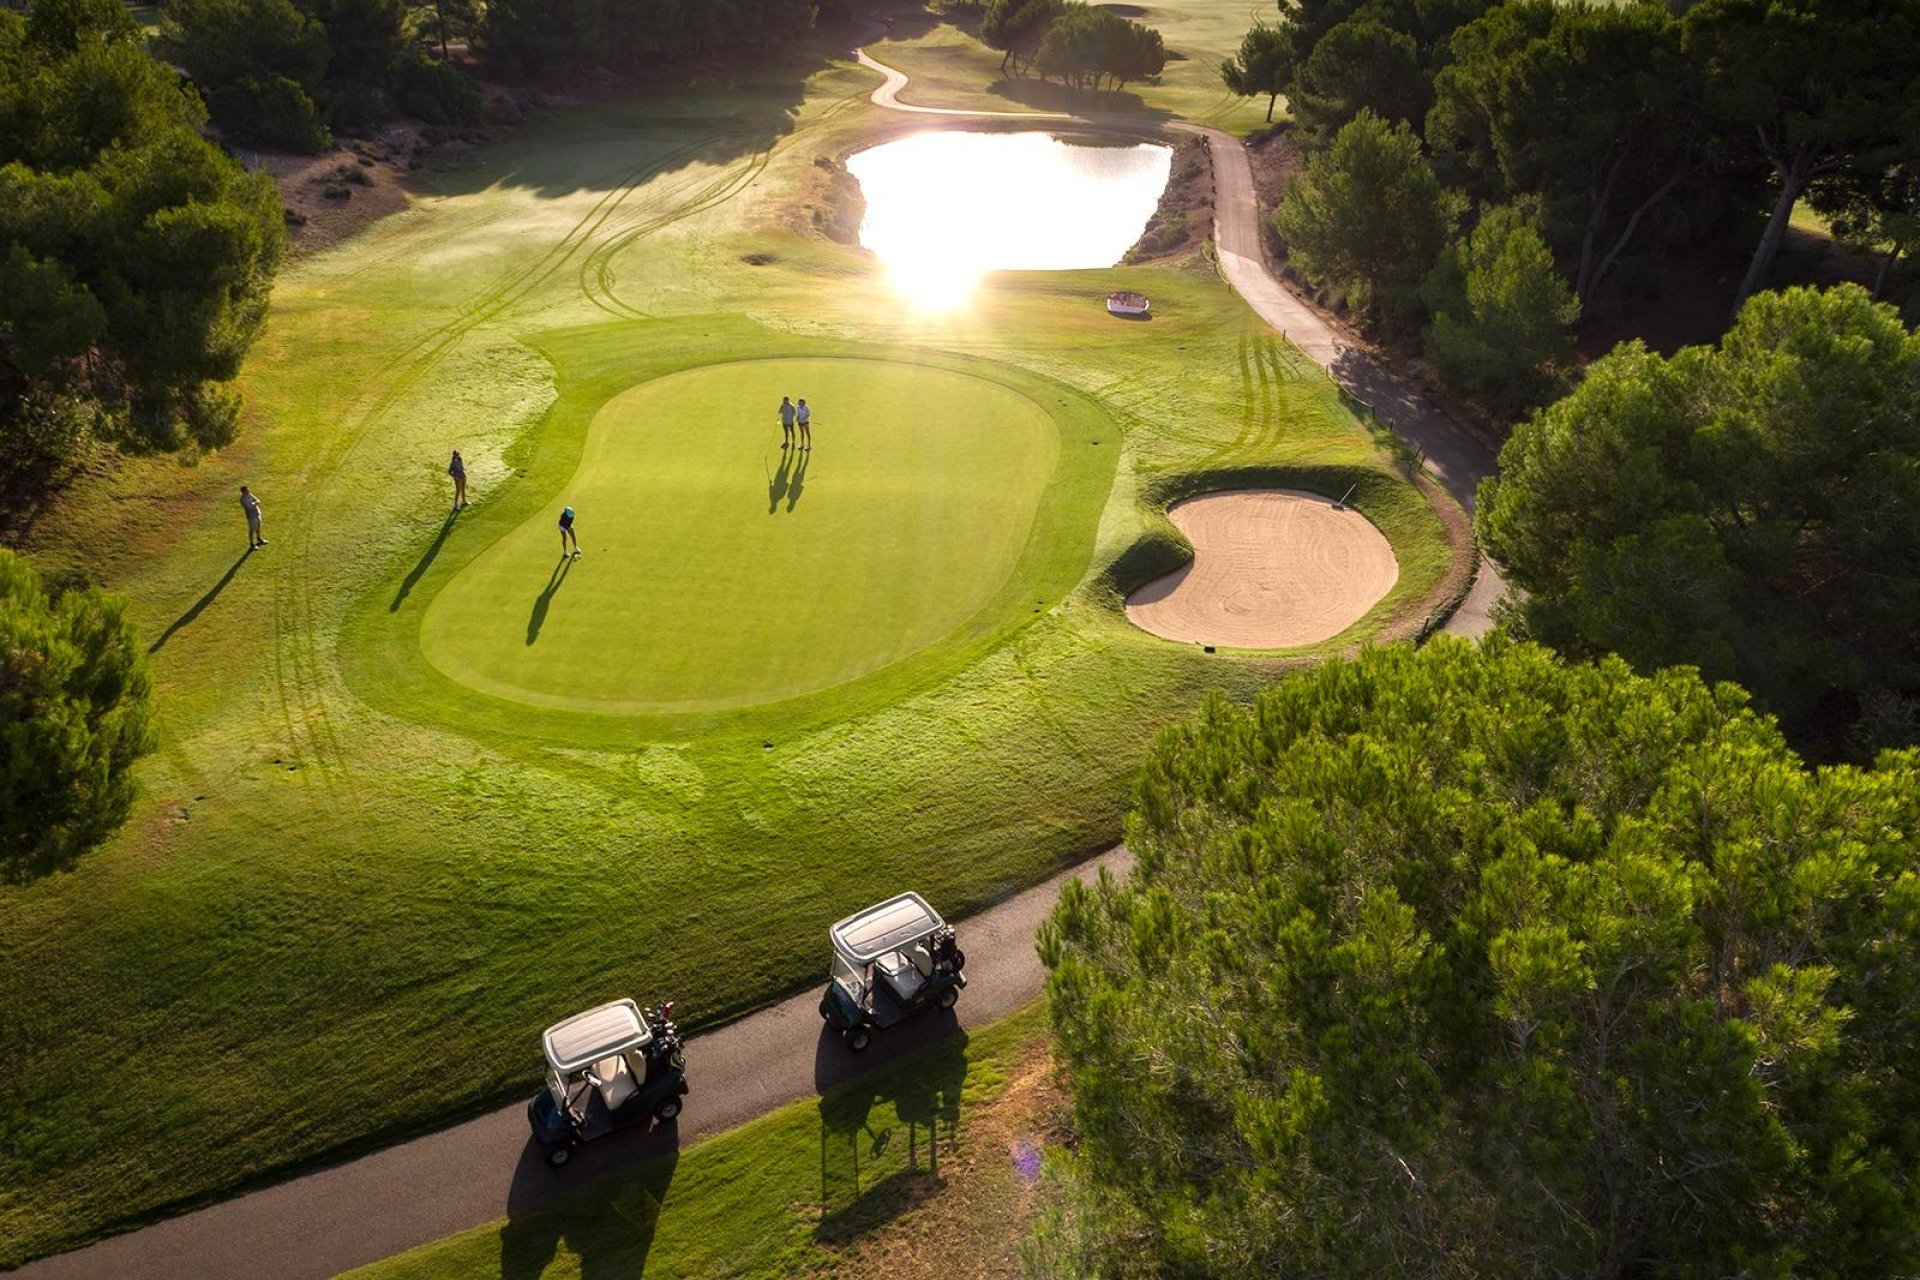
(346, 1004, 1052, 1280)
(0, 13, 1452, 1264)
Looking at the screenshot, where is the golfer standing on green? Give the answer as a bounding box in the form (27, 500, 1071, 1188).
(558, 505, 580, 558)
(778, 395, 797, 449)
(796, 398, 812, 450)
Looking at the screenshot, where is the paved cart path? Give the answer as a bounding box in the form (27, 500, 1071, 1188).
(15, 848, 1133, 1280)
(14, 46, 1505, 1280)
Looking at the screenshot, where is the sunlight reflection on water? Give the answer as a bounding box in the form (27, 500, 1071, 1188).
(847, 131, 1173, 310)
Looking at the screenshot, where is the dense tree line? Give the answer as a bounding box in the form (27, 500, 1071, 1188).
(1, 0, 285, 465)
(1225, 0, 1920, 412)
(158, 0, 483, 153)
(1480, 284, 1920, 756)
(1035, 638, 1920, 1278)
(980, 0, 1166, 91)
(0, 548, 155, 883)
(476, 0, 816, 77)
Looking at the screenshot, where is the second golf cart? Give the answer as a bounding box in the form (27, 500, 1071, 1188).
(819, 892, 966, 1051)
(527, 997, 687, 1166)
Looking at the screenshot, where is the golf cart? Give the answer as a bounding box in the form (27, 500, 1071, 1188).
(819, 892, 966, 1051)
(527, 998, 687, 1166)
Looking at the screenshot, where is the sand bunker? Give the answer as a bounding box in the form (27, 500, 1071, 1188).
(1125, 489, 1399, 648)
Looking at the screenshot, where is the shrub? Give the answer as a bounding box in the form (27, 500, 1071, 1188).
(395, 53, 485, 126)
(208, 75, 333, 152)
(0, 548, 157, 882)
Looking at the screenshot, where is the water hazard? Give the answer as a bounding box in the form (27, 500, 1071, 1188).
(847, 130, 1172, 308)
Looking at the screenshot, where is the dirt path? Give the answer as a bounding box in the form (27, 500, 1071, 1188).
(13, 47, 1503, 1280)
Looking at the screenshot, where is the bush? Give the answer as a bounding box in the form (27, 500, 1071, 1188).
(1421, 204, 1579, 419)
(395, 53, 484, 126)
(207, 75, 333, 152)
(0, 548, 157, 883)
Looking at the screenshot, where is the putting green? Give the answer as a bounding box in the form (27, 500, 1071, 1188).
(419, 357, 1064, 711)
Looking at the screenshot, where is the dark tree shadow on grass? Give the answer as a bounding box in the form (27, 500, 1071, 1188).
(391, 508, 460, 612)
(526, 555, 573, 645)
(147, 551, 252, 654)
(499, 1121, 682, 1279)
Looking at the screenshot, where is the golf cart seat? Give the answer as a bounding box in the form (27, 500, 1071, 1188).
(876, 950, 926, 1001)
(593, 1055, 638, 1110)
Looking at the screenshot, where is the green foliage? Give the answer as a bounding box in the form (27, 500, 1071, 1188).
(1428, 0, 1701, 303)
(394, 52, 483, 126)
(1479, 284, 1920, 753)
(981, 0, 1062, 76)
(1421, 204, 1578, 418)
(1291, 15, 1422, 140)
(1685, 0, 1920, 308)
(1031, 4, 1166, 91)
(158, 0, 331, 149)
(0, 548, 156, 883)
(1273, 110, 1459, 330)
(0, 0, 285, 459)
(477, 0, 815, 75)
(1040, 638, 1920, 1278)
(1218, 23, 1288, 122)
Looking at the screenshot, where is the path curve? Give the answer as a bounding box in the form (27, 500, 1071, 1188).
(13, 44, 1505, 1280)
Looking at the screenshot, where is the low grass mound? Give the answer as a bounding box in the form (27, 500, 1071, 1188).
(422, 358, 1065, 712)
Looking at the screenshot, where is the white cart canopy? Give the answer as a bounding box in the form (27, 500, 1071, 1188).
(831, 892, 944, 964)
(542, 998, 652, 1073)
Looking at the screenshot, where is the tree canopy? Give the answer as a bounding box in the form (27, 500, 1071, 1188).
(1477, 284, 1920, 753)
(1040, 637, 1920, 1278)
(477, 0, 815, 76)
(1422, 203, 1579, 418)
(1273, 110, 1459, 329)
(1, 0, 286, 457)
(0, 548, 156, 882)
(1219, 24, 1289, 122)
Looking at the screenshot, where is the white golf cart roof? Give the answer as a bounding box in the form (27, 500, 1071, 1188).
(831, 892, 945, 964)
(542, 998, 653, 1074)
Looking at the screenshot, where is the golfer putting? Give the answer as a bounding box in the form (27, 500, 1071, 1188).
(557, 505, 580, 558)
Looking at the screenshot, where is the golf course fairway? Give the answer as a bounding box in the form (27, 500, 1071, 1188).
(421, 358, 1064, 711)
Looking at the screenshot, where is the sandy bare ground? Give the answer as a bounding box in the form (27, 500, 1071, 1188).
(1126, 489, 1399, 648)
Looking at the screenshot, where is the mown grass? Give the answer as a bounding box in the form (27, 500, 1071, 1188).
(870, 0, 1269, 130)
(0, 15, 1453, 1266)
(345, 1003, 1050, 1280)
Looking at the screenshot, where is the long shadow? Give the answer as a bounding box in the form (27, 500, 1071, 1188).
(499, 1120, 683, 1280)
(525, 555, 573, 645)
(812, 1013, 968, 1246)
(786, 449, 810, 511)
(419, 13, 880, 202)
(390, 508, 460, 612)
(147, 551, 251, 655)
(768, 449, 793, 513)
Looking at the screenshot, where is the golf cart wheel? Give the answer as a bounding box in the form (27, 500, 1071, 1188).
(547, 1146, 573, 1168)
(844, 1026, 873, 1052)
(937, 985, 960, 1010)
(655, 1096, 683, 1122)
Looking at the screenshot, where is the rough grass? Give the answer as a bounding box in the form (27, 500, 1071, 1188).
(0, 17, 1454, 1266)
(343, 1003, 1053, 1280)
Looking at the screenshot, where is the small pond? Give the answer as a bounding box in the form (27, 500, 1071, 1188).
(847, 130, 1173, 308)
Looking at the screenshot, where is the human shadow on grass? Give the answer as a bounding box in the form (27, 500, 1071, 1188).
(812, 1013, 968, 1246)
(768, 449, 792, 513)
(498, 1121, 682, 1280)
(390, 508, 460, 612)
(526, 555, 574, 645)
(147, 551, 251, 655)
(786, 448, 810, 511)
